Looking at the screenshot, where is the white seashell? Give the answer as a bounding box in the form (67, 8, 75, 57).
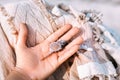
(52, 6, 62, 16)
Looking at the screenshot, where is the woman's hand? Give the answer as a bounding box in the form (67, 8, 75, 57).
(14, 23, 83, 80)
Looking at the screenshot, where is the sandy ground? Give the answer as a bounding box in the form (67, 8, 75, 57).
(0, 0, 120, 44)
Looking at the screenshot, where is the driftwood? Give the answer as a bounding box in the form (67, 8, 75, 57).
(0, 0, 120, 80)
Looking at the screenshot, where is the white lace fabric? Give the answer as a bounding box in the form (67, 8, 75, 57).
(77, 61, 116, 79)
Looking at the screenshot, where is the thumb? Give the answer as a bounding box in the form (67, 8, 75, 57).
(17, 23, 28, 47)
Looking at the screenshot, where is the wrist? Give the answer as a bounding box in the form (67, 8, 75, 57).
(6, 67, 32, 80)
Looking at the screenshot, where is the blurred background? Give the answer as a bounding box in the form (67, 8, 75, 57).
(47, 0, 120, 34)
(47, 0, 120, 44)
(0, 0, 120, 43)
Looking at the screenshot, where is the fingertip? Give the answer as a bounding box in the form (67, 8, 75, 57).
(79, 36, 84, 42)
(17, 23, 28, 47)
(20, 23, 28, 34)
(69, 45, 79, 53)
(65, 24, 72, 29)
(20, 23, 27, 29)
(81, 37, 84, 43)
(20, 23, 26, 26)
(73, 27, 80, 33)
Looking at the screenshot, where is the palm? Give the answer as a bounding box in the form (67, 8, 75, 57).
(14, 23, 83, 80)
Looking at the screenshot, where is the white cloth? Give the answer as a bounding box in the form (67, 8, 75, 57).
(77, 61, 116, 79)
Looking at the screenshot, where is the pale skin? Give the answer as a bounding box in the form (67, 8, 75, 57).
(12, 23, 83, 80)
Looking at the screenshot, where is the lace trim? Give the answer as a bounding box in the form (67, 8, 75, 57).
(77, 61, 117, 79)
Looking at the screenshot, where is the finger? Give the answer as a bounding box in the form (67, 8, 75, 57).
(46, 24, 72, 43)
(58, 45, 79, 66)
(58, 36, 83, 56)
(41, 35, 83, 60)
(59, 27, 80, 41)
(17, 23, 28, 47)
(42, 27, 79, 58)
(57, 36, 83, 65)
(65, 36, 83, 49)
